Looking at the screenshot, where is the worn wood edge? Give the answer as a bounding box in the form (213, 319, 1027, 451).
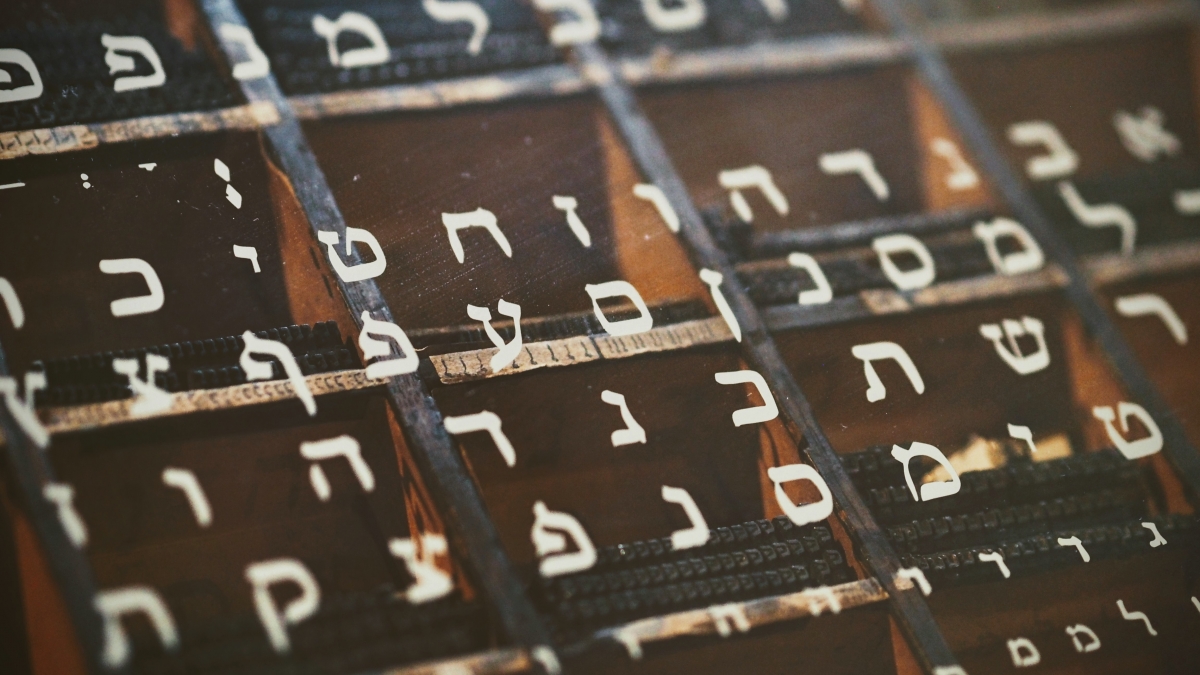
(0, 102, 280, 160)
(373, 647, 531, 675)
(926, 0, 1194, 53)
(586, 579, 886, 657)
(1083, 240, 1200, 286)
(289, 64, 588, 119)
(617, 34, 909, 85)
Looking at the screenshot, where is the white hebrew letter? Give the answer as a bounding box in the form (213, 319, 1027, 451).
(850, 342, 924, 402)
(1115, 294, 1186, 345)
(614, 627, 644, 660)
(300, 435, 375, 501)
(1066, 624, 1100, 653)
(757, 0, 789, 21)
(896, 567, 932, 596)
(978, 551, 1010, 578)
(1142, 522, 1167, 547)
(1007, 121, 1078, 180)
(0, 49, 44, 103)
(1008, 423, 1036, 454)
(233, 245, 261, 273)
(661, 486, 709, 550)
(1057, 536, 1090, 562)
(891, 442, 960, 501)
(533, 0, 601, 46)
(213, 158, 242, 209)
(532, 646, 562, 675)
(718, 165, 789, 223)
(316, 228, 387, 282)
(972, 217, 1044, 276)
(1006, 638, 1040, 667)
(979, 316, 1050, 376)
(552, 195, 591, 247)
(1117, 599, 1157, 636)
(767, 464, 833, 527)
(640, 0, 706, 32)
(444, 411, 516, 467)
(1092, 402, 1162, 460)
(1113, 107, 1180, 162)
(714, 370, 778, 426)
(0, 278, 23, 329)
(708, 604, 751, 636)
(423, 0, 490, 55)
(585, 281, 653, 336)
(820, 150, 889, 201)
(1059, 181, 1136, 255)
(100, 259, 164, 317)
(112, 353, 171, 416)
(358, 311, 419, 379)
(1174, 189, 1200, 215)
(389, 534, 453, 604)
(311, 12, 389, 67)
(240, 331, 316, 416)
(442, 208, 511, 263)
(633, 183, 680, 233)
(219, 24, 270, 80)
(162, 468, 212, 528)
(467, 300, 523, 372)
(95, 586, 179, 669)
(101, 34, 165, 92)
(0, 371, 48, 448)
(600, 390, 646, 447)
(43, 483, 87, 548)
(245, 558, 321, 654)
(930, 138, 979, 191)
(872, 234, 935, 290)
(531, 501, 597, 577)
(698, 268, 741, 342)
(803, 586, 842, 615)
(787, 253, 833, 305)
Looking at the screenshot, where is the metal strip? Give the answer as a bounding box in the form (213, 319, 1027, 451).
(871, 0, 1200, 494)
(574, 41, 962, 675)
(198, 0, 558, 663)
(0, 102, 279, 160)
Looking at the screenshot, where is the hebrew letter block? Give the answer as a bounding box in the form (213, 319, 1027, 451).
(0, 371, 48, 448)
(240, 331, 316, 416)
(389, 534, 454, 603)
(96, 587, 179, 668)
(1092, 401, 1162, 460)
(1059, 181, 1137, 255)
(787, 253, 833, 305)
(359, 311, 420, 379)
(714, 370, 778, 426)
(633, 183, 680, 232)
(718, 165, 789, 223)
(891, 442, 961, 501)
(423, 0, 490, 54)
(113, 353, 171, 416)
(586, 281, 653, 336)
(641, 0, 706, 32)
(312, 11, 389, 67)
(317, 228, 387, 281)
(162, 467, 212, 528)
(601, 390, 646, 446)
(442, 208, 511, 262)
(1007, 638, 1040, 667)
(246, 559, 321, 653)
(872, 234, 935, 290)
(1115, 294, 1187, 345)
(820, 149, 889, 200)
(101, 34, 166, 91)
(300, 435, 375, 501)
(467, 300, 523, 372)
(972, 217, 1044, 276)
(100, 258, 164, 317)
(444, 411, 516, 467)
(0, 49, 44, 102)
(1007, 121, 1078, 179)
(533, 0, 601, 46)
(930, 138, 979, 191)
(767, 464, 833, 527)
(662, 486, 709, 549)
(532, 501, 597, 577)
(851, 342, 924, 402)
(1066, 624, 1101, 653)
(43, 483, 87, 548)
(979, 316, 1050, 375)
(219, 24, 270, 79)
(699, 268, 742, 341)
(1113, 107, 1180, 162)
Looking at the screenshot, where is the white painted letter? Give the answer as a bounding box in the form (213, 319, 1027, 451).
(820, 150, 889, 201)
(316, 228, 387, 282)
(1115, 294, 1186, 345)
(979, 316, 1050, 375)
(872, 234, 935, 291)
(708, 603, 750, 636)
(300, 435, 375, 501)
(240, 331, 316, 416)
(100, 259, 164, 317)
(101, 34, 166, 92)
(233, 245, 260, 273)
(850, 341, 924, 402)
(633, 183, 680, 233)
(972, 217, 1044, 276)
(930, 138, 979, 191)
(767, 464, 833, 527)
(532, 501, 597, 577)
(1066, 624, 1100, 653)
(389, 534, 453, 604)
(640, 0, 706, 32)
(601, 390, 646, 447)
(1057, 536, 1090, 562)
(586, 281, 653, 336)
(1007, 638, 1040, 667)
(442, 208, 511, 263)
(423, 0, 490, 54)
(661, 486, 709, 550)
(1113, 107, 1179, 162)
(699, 268, 741, 342)
(444, 411, 516, 467)
(891, 442, 960, 501)
(359, 311, 420, 379)
(0, 49, 44, 102)
(979, 551, 1010, 578)
(0, 371, 48, 448)
(787, 253, 833, 305)
(718, 165, 789, 223)
(467, 300, 523, 372)
(1117, 599, 1157, 636)
(1059, 181, 1136, 255)
(162, 468, 212, 528)
(311, 12, 389, 67)
(96, 586, 179, 668)
(1007, 121, 1078, 180)
(552, 195, 591, 247)
(43, 483, 87, 548)
(896, 567, 932, 596)
(714, 370, 778, 426)
(1092, 401, 1162, 460)
(1142, 522, 1167, 547)
(533, 0, 601, 46)
(245, 558, 321, 653)
(0, 279, 23, 329)
(112, 353, 171, 416)
(1009, 423, 1036, 454)
(218, 24, 270, 80)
